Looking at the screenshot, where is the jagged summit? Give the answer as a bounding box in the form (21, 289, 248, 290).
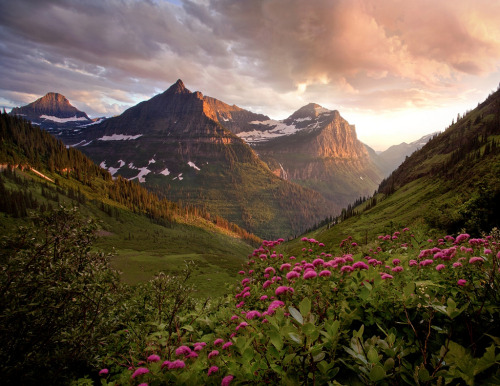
(164, 79, 190, 95)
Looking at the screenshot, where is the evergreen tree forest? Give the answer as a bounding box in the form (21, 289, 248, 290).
(0, 112, 260, 245)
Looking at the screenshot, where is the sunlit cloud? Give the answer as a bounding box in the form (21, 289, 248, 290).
(0, 0, 499, 150)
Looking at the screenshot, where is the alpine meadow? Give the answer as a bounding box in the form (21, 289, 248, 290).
(1, 0, 500, 385)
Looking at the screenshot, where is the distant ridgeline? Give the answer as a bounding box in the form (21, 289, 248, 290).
(0, 112, 260, 244)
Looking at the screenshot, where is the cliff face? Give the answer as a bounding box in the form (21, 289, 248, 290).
(244, 104, 383, 206)
(11, 92, 90, 124)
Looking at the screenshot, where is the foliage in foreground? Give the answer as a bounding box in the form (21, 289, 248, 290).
(0, 207, 123, 384)
(95, 229, 500, 385)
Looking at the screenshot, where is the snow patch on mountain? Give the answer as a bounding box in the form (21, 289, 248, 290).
(40, 115, 90, 123)
(160, 168, 170, 176)
(188, 161, 200, 170)
(98, 134, 143, 141)
(128, 162, 151, 183)
(239, 120, 302, 143)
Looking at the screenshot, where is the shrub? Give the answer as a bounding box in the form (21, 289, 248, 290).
(0, 207, 122, 384)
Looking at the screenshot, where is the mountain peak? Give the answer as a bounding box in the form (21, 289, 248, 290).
(287, 103, 335, 121)
(165, 79, 190, 95)
(10, 92, 90, 121)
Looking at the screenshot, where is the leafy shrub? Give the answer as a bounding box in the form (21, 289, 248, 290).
(0, 207, 122, 384)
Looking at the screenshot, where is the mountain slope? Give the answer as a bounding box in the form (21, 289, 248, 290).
(297, 86, 500, 246)
(238, 103, 383, 208)
(376, 132, 439, 176)
(0, 111, 262, 295)
(64, 80, 333, 238)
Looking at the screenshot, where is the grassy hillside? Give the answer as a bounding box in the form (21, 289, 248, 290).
(0, 113, 258, 297)
(284, 87, 500, 254)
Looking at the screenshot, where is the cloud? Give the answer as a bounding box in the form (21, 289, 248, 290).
(0, 0, 499, 146)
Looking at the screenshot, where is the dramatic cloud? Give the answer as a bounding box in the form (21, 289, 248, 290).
(1, 0, 499, 149)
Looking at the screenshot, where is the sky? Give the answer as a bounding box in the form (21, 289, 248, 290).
(1, 0, 500, 151)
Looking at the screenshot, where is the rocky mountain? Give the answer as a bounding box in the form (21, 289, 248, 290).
(232, 103, 384, 207)
(10, 92, 92, 129)
(376, 132, 439, 176)
(65, 80, 333, 238)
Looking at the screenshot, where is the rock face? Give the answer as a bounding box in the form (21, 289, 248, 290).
(10, 92, 91, 127)
(234, 103, 384, 207)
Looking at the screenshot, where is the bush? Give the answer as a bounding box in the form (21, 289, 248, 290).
(0, 207, 122, 384)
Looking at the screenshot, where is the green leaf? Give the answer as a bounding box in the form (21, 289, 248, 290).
(289, 306, 303, 325)
(313, 351, 325, 362)
(299, 297, 311, 317)
(269, 327, 283, 351)
(369, 365, 386, 382)
(363, 281, 373, 291)
(181, 325, 194, 332)
(418, 367, 431, 382)
(384, 358, 395, 371)
(367, 347, 379, 364)
(288, 332, 302, 344)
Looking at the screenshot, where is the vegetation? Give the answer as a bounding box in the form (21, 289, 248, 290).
(74, 228, 499, 385)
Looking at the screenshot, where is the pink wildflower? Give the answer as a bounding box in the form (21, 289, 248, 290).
(131, 368, 149, 379)
(214, 338, 224, 346)
(286, 271, 300, 280)
(208, 350, 219, 359)
(409, 260, 418, 267)
(340, 265, 353, 273)
(303, 270, 318, 279)
(99, 369, 109, 376)
(260, 295, 268, 301)
(381, 273, 393, 280)
(280, 263, 291, 271)
(455, 233, 470, 244)
(275, 286, 290, 295)
(352, 261, 369, 270)
(319, 270, 331, 277)
(222, 375, 235, 386)
(452, 262, 462, 268)
(457, 279, 467, 287)
(235, 321, 249, 331)
(246, 310, 262, 319)
(435, 264, 445, 271)
(313, 258, 325, 266)
(175, 345, 192, 356)
(147, 354, 161, 362)
(392, 259, 401, 266)
(222, 342, 233, 350)
(161, 361, 171, 369)
(263, 280, 272, 289)
(208, 366, 219, 376)
(238, 271, 245, 275)
(265, 267, 276, 275)
(168, 360, 186, 369)
(186, 351, 198, 359)
(469, 257, 484, 264)
(391, 266, 403, 272)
